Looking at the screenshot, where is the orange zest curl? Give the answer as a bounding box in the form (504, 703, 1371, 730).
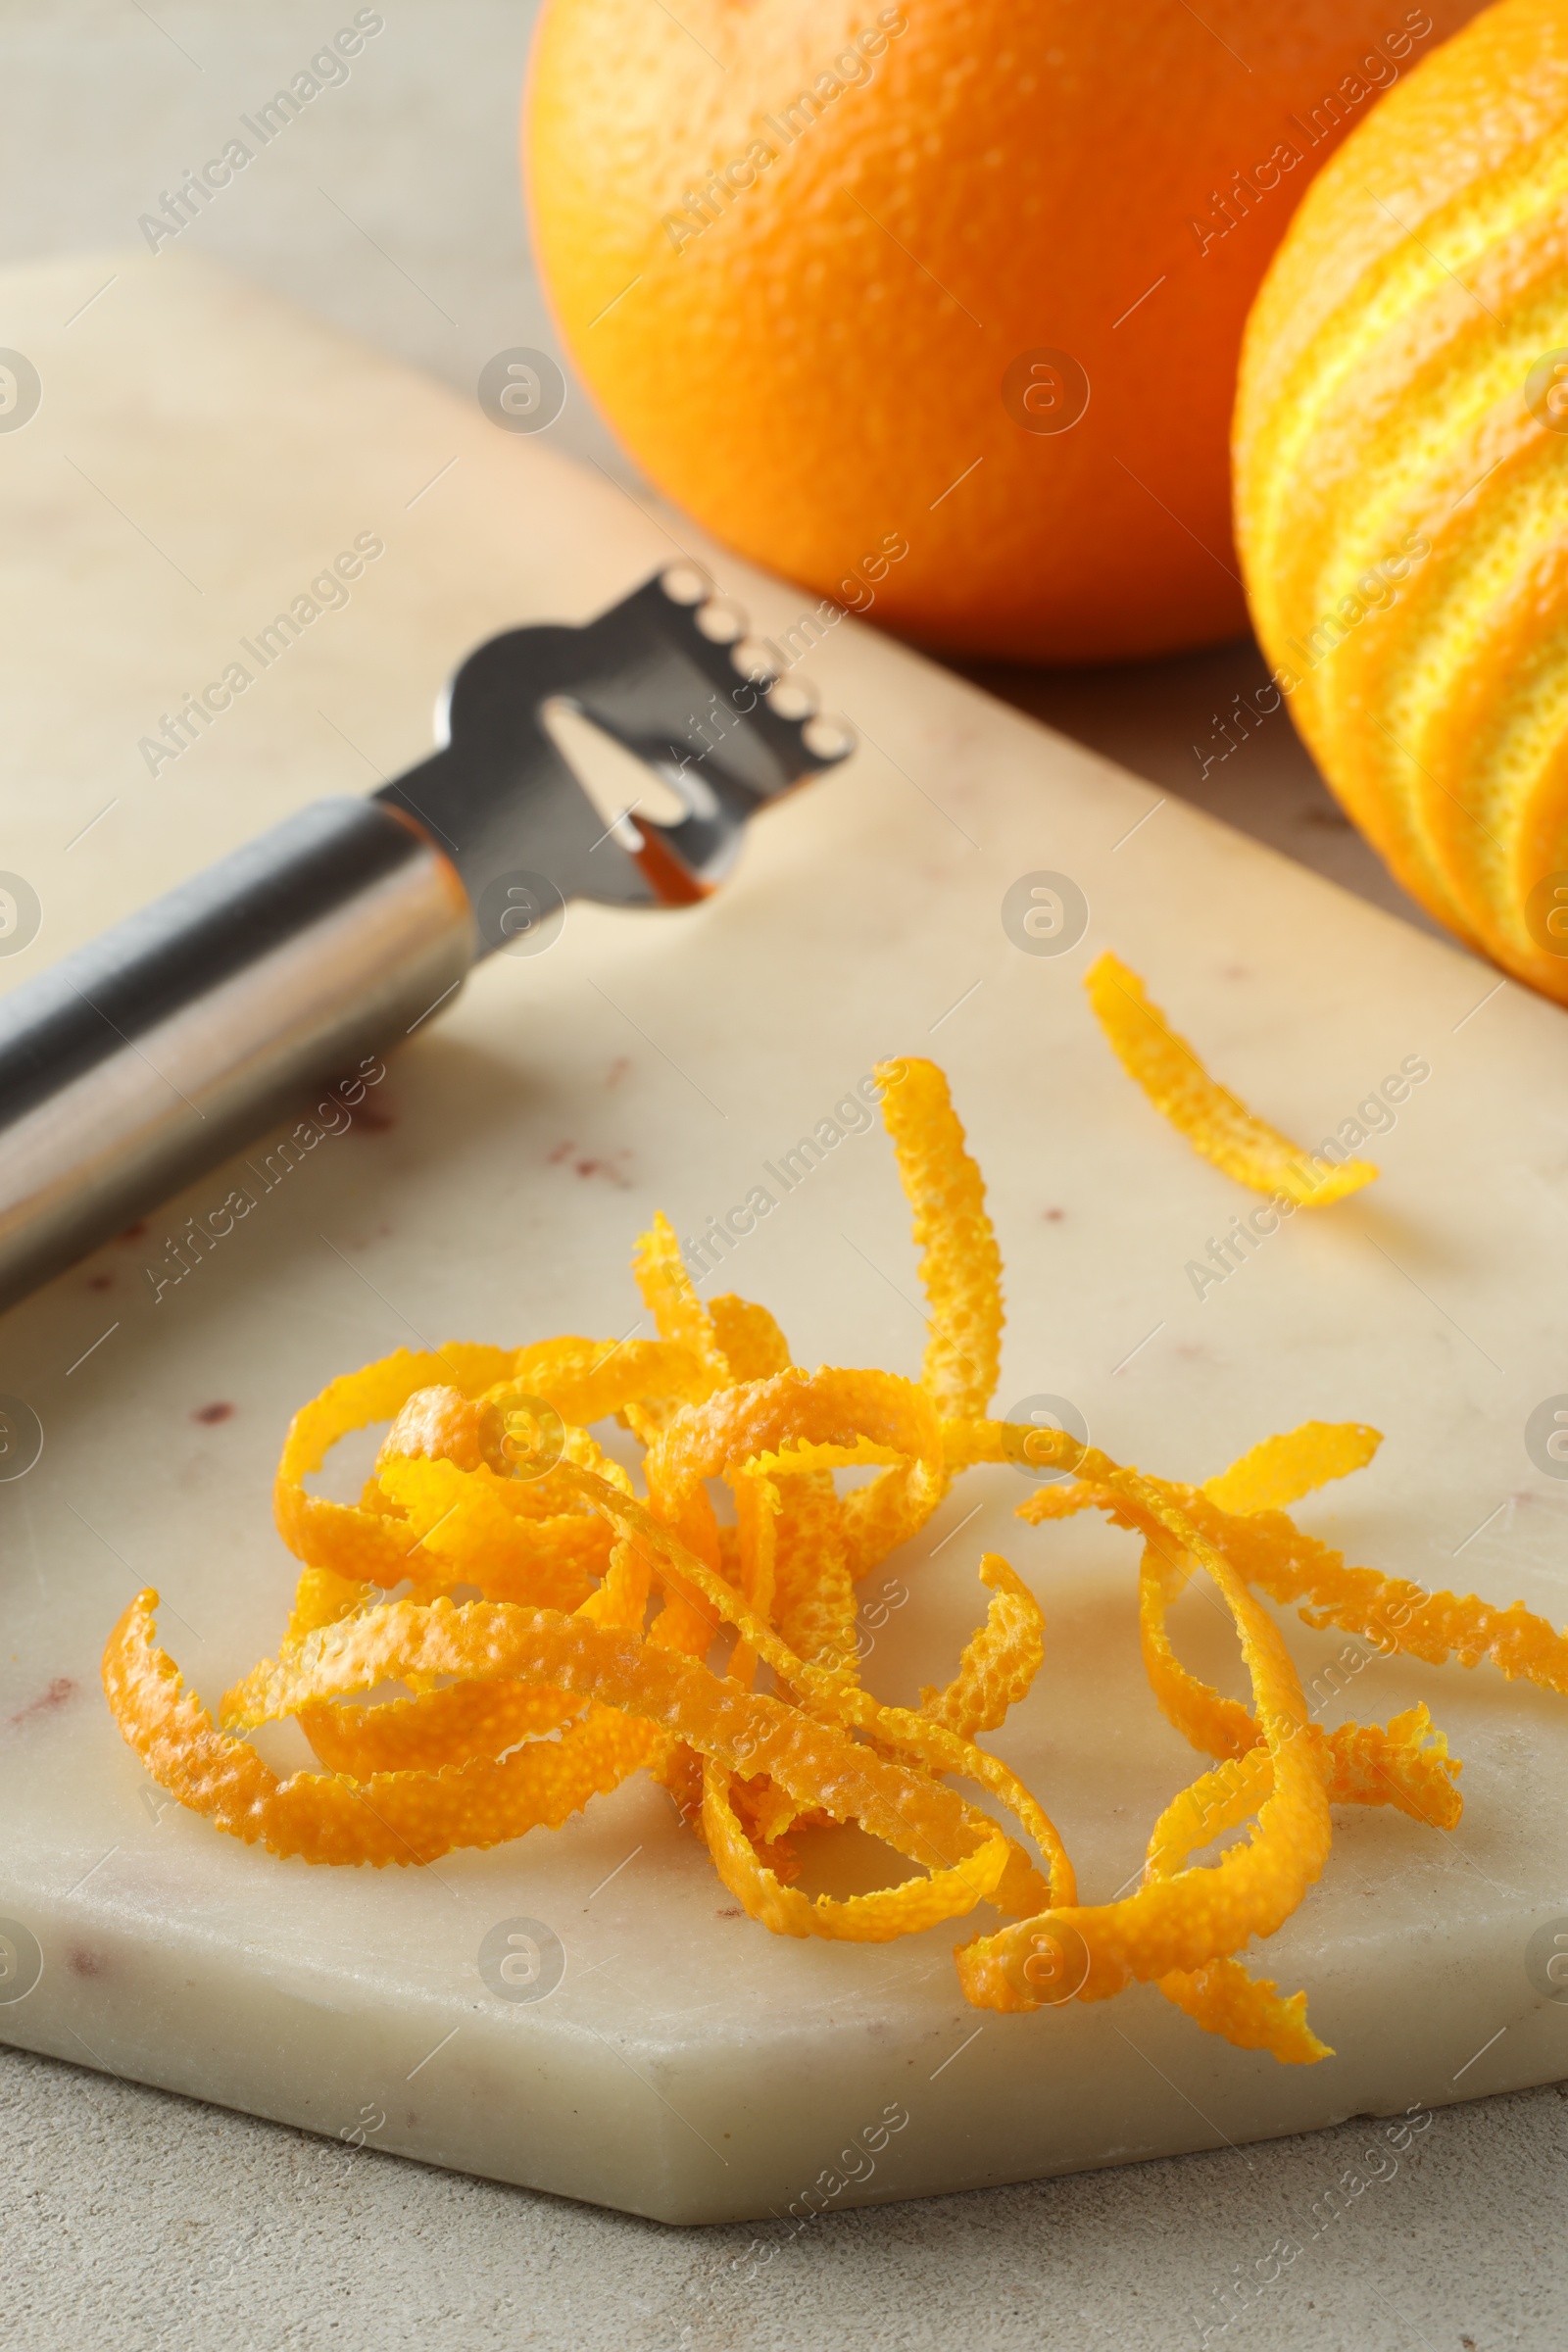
(1085, 951, 1378, 1205)
(104, 1058, 1564, 2067)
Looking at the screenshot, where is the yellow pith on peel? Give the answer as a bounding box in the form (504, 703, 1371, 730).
(103, 1058, 1566, 2065)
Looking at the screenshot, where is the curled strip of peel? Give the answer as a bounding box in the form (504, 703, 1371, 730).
(952, 1442, 1333, 2014)
(1085, 952, 1377, 1204)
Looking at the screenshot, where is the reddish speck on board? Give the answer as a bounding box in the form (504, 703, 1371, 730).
(193, 1401, 235, 1425)
(575, 1155, 631, 1188)
(547, 1140, 632, 1188)
(11, 1676, 75, 1726)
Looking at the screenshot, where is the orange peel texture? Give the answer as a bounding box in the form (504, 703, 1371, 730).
(103, 1060, 1562, 2067)
(1085, 952, 1378, 1205)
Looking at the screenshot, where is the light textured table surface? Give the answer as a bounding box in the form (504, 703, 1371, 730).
(1, 6, 1563, 2348)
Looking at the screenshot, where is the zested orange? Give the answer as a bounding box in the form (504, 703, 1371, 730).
(1235, 0, 1568, 999)
(525, 0, 1476, 662)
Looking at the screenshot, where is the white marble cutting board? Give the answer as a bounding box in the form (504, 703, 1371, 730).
(0, 250, 1564, 2227)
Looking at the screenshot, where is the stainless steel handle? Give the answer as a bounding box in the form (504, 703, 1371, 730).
(0, 797, 472, 1310)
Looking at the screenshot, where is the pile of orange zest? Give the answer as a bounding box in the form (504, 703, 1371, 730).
(1085, 951, 1378, 1205)
(103, 1058, 1566, 2065)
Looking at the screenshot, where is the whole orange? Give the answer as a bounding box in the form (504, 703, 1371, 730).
(1235, 0, 1568, 1001)
(525, 0, 1477, 663)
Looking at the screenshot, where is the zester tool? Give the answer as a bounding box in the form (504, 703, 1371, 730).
(0, 564, 852, 1312)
